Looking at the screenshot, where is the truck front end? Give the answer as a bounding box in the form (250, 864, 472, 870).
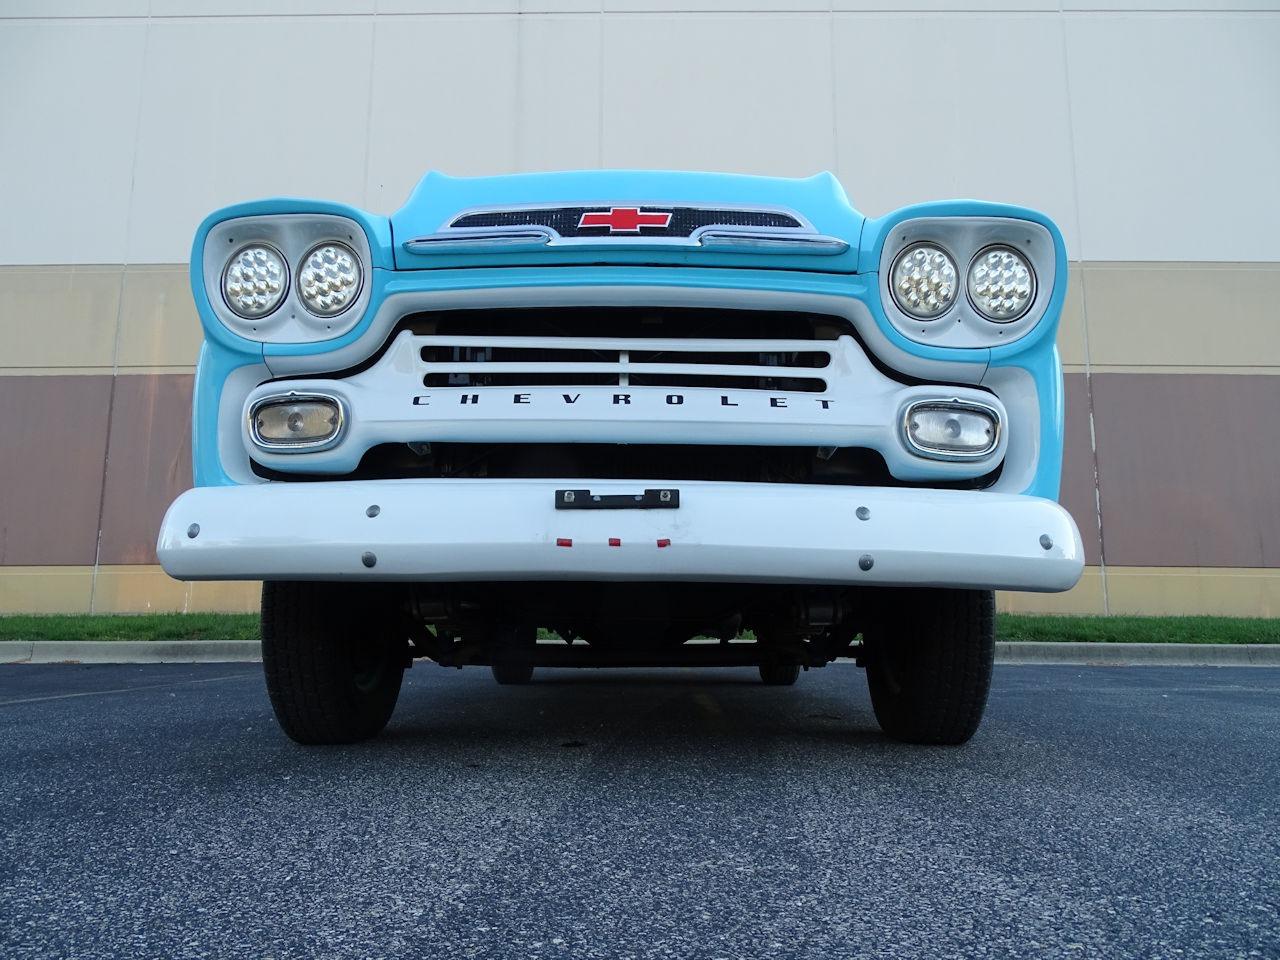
(158, 170, 1083, 745)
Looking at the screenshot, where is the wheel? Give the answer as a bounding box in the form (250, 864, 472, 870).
(758, 661, 800, 686)
(491, 661, 535, 685)
(864, 588, 995, 745)
(261, 582, 406, 745)
(491, 625, 536, 685)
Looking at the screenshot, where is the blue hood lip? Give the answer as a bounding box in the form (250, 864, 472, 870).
(389, 169, 866, 273)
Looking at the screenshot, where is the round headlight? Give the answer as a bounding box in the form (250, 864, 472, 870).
(297, 242, 362, 317)
(222, 244, 287, 319)
(968, 246, 1035, 322)
(891, 244, 958, 320)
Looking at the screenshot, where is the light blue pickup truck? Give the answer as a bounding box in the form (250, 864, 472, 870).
(158, 170, 1083, 746)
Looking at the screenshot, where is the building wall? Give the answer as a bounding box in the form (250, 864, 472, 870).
(1, 2, 1277, 616)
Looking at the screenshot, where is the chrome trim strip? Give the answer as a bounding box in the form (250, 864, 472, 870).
(901, 397, 1002, 462)
(247, 391, 347, 453)
(697, 230, 848, 254)
(402, 229, 554, 253)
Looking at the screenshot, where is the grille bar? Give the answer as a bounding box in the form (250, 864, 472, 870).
(420, 361, 825, 378)
(415, 335, 832, 392)
(414, 336, 833, 353)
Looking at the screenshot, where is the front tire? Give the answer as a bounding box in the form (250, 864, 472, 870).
(490, 625, 537, 685)
(864, 588, 995, 745)
(491, 661, 535, 685)
(261, 582, 406, 745)
(758, 661, 800, 686)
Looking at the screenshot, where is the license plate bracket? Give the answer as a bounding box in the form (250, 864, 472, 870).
(554, 488, 680, 510)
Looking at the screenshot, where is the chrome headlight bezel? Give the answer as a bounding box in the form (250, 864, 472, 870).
(901, 397, 1002, 461)
(220, 242, 289, 320)
(966, 244, 1037, 323)
(889, 243, 959, 320)
(296, 241, 364, 318)
(247, 391, 347, 453)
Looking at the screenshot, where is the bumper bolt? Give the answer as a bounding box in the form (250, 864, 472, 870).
(856, 506, 871, 521)
(858, 554, 874, 571)
(361, 551, 377, 568)
(1039, 534, 1053, 551)
(186, 523, 200, 539)
(366, 505, 380, 518)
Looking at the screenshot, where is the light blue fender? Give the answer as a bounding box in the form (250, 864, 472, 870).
(190, 175, 1066, 500)
(858, 200, 1070, 500)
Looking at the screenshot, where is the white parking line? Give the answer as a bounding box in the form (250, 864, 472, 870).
(0, 672, 256, 707)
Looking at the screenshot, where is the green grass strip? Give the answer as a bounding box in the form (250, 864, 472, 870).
(997, 615, 1278, 645)
(0, 612, 1275, 645)
(0, 613, 260, 644)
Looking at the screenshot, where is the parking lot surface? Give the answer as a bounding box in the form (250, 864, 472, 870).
(2, 661, 1277, 959)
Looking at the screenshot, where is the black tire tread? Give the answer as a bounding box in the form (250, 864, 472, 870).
(865, 588, 995, 745)
(491, 661, 535, 685)
(758, 661, 801, 686)
(261, 582, 404, 745)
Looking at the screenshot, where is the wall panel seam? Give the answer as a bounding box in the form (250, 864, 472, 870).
(1055, 0, 1110, 612)
(89, 9, 154, 615)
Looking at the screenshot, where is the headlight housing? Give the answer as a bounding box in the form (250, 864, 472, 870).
(222, 244, 288, 319)
(877, 216, 1056, 349)
(903, 399, 1000, 460)
(203, 214, 373, 343)
(249, 394, 345, 450)
(297, 242, 363, 317)
(967, 246, 1036, 322)
(890, 244, 957, 320)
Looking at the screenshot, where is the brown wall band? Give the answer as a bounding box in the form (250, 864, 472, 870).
(0, 371, 1277, 570)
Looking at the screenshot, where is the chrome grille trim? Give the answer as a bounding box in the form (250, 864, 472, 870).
(415, 335, 833, 391)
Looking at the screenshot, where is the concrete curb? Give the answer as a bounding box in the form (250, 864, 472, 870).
(1, 640, 1277, 667)
(0, 640, 262, 665)
(994, 641, 1280, 667)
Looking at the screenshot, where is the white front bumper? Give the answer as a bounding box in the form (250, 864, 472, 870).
(157, 479, 1084, 592)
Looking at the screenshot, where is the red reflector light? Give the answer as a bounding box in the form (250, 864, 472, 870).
(608, 538, 621, 547)
(556, 538, 572, 548)
(656, 538, 671, 548)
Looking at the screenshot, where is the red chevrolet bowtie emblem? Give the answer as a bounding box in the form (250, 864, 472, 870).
(577, 207, 672, 234)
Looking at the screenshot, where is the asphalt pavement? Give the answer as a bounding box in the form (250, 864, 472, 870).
(1, 661, 1277, 959)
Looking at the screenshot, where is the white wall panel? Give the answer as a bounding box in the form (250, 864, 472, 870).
(126, 17, 373, 264)
(0, 20, 146, 265)
(1062, 1, 1280, 9)
(365, 15, 520, 213)
(1065, 13, 1280, 262)
(516, 16, 602, 172)
(834, 1, 1059, 8)
(0, 1, 149, 15)
(604, 1, 828, 9)
(1, 7, 1278, 265)
(148, 0, 375, 14)
(375, 0, 518, 12)
(599, 14, 837, 176)
(832, 13, 1080, 255)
